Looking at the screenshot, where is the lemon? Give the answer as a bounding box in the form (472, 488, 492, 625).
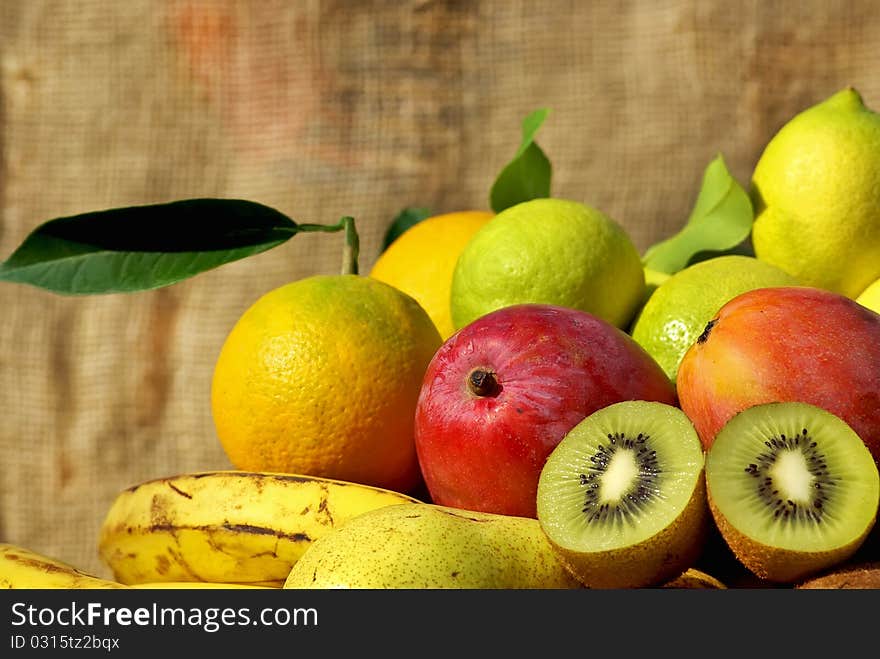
(449, 198, 645, 330)
(369, 210, 493, 339)
(210, 274, 442, 493)
(750, 87, 880, 298)
(856, 277, 880, 314)
(630, 255, 798, 383)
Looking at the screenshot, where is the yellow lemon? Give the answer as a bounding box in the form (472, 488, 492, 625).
(450, 198, 645, 331)
(856, 277, 880, 314)
(630, 255, 798, 383)
(751, 88, 880, 298)
(369, 210, 494, 339)
(210, 274, 442, 494)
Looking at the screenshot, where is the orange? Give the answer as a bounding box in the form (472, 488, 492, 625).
(210, 274, 442, 493)
(369, 210, 494, 339)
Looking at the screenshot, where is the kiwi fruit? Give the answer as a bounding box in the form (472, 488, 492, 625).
(661, 567, 727, 589)
(795, 561, 880, 589)
(536, 400, 709, 589)
(705, 401, 880, 584)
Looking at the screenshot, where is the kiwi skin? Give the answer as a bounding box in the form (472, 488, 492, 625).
(662, 567, 727, 589)
(705, 401, 880, 585)
(551, 473, 710, 589)
(796, 562, 880, 589)
(707, 488, 876, 585)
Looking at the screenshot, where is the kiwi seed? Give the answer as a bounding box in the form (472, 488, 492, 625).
(536, 400, 709, 589)
(705, 401, 880, 584)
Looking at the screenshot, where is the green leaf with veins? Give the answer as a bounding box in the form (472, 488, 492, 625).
(0, 198, 359, 295)
(642, 154, 754, 275)
(489, 108, 552, 213)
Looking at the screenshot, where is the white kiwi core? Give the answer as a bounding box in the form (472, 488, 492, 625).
(705, 402, 880, 552)
(600, 450, 639, 502)
(536, 400, 705, 553)
(769, 449, 814, 503)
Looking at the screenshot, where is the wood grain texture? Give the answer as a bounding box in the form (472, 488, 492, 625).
(1, 0, 879, 577)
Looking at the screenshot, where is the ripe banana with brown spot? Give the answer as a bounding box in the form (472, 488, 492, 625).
(98, 470, 422, 586)
(1, 544, 128, 589)
(130, 581, 276, 589)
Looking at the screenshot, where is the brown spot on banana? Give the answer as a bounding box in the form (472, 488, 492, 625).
(142, 523, 312, 543)
(155, 554, 171, 576)
(5, 554, 77, 576)
(221, 522, 311, 543)
(167, 482, 192, 499)
(149, 494, 174, 528)
(316, 484, 335, 527)
(189, 471, 330, 486)
(166, 546, 202, 581)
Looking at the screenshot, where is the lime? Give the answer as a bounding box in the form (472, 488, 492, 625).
(630, 255, 798, 383)
(449, 198, 645, 330)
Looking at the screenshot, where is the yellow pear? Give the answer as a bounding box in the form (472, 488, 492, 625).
(283, 503, 582, 589)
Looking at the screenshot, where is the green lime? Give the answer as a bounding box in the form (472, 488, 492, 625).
(449, 198, 645, 330)
(630, 255, 798, 383)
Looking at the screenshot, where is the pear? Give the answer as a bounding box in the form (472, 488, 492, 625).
(750, 87, 880, 298)
(283, 503, 583, 589)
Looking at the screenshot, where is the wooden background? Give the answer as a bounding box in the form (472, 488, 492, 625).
(2, 0, 879, 577)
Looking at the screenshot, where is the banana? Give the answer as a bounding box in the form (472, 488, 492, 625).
(130, 582, 276, 589)
(98, 470, 421, 586)
(1, 543, 128, 589)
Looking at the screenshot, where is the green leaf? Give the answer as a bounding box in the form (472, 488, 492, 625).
(380, 207, 433, 253)
(0, 198, 298, 295)
(489, 108, 552, 213)
(642, 154, 754, 275)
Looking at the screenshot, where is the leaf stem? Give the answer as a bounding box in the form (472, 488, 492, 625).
(296, 216, 360, 275)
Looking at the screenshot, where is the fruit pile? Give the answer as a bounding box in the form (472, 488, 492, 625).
(4, 88, 880, 590)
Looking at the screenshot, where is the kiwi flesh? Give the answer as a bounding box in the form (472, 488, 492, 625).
(705, 402, 880, 584)
(536, 400, 709, 589)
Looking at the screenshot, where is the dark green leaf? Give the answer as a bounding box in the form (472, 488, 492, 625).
(489, 108, 552, 213)
(642, 154, 754, 275)
(381, 207, 433, 253)
(0, 198, 298, 295)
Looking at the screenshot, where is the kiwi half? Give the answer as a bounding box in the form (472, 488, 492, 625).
(536, 400, 708, 589)
(705, 402, 880, 584)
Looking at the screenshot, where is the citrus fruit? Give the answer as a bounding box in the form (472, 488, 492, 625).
(750, 87, 880, 298)
(641, 267, 671, 305)
(630, 255, 798, 383)
(369, 210, 493, 339)
(449, 198, 645, 331)
(210, 274, 443, 493)
(857, 277, 880, 314)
